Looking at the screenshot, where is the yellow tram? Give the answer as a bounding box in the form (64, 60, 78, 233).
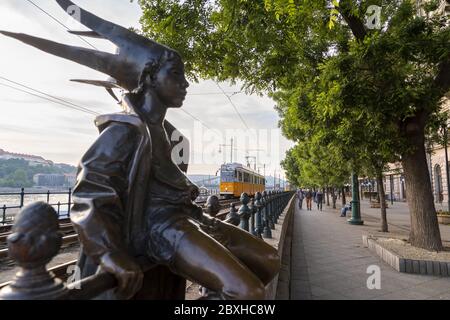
(219, 163, 265, 198)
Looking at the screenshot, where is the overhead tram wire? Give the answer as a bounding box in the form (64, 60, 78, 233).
(214, 82, 250, 130)
(0, 82, 99, 116)
(25, 0, 97, 50)
(0, 76, 100, 116)
(24, 1, 223, 133)
(188, 91, 242, 96)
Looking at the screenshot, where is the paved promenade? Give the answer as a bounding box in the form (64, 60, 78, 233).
(290, 199, 450, 300)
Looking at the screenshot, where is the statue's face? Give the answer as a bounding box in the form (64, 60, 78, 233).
(153, 54, 189, 108)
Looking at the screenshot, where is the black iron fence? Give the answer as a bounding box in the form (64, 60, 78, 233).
(0, 187, 224, 225)
(0, 188, 72, 225)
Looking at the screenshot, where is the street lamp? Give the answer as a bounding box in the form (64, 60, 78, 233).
(348, 172, 364, 225)
(443, 123, 450, 211)
(245, 155, 257, 170)
(390, 174, 394, 205)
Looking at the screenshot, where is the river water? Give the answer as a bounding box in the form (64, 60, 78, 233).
(0, 188, 71, 223)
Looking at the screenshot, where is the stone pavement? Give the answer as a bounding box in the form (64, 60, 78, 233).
(290, 199, 450, 300)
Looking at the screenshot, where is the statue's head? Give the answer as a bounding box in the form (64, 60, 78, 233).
(135, 51, 189, 109)
(0, 0, 188, 106)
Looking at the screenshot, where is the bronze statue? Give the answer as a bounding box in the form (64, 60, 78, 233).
(0, 0, 280, 300)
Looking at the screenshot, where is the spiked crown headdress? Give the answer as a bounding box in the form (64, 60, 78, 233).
(0, 0, 178, 96)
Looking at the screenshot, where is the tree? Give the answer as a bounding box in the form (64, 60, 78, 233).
(138, 0, 450, 250)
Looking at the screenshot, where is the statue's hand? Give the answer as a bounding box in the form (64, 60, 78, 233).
(100, 251, 144, 300)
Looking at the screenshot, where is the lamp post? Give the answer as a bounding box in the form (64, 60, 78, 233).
(390, 174, 394, 205)
(245, 155, 257, 170)
(443, 124, 450, 211)
(218, 138, 234, 163)
(348, 172, 364, 225)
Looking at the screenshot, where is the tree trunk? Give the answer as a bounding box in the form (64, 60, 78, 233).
(376, 171, 388, 232)
(341, 186, 346, 206)
(401, 123, 443, 251)
(326, 187, 330, 206)
(332, 188, 337, 209)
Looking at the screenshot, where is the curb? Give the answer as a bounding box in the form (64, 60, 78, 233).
(363, 234, 450, 277)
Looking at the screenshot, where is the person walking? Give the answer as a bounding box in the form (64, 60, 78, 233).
(305, 189, 313, 211)
(315, 189, 323, 211)
(297, 189, 304, 210)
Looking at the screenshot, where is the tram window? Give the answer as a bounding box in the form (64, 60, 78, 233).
(221, 169, 234, 182)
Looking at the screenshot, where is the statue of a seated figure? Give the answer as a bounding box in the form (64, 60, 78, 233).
(0, 0, 280, 300)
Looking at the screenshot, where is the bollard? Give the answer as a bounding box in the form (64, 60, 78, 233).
(238, 193, 251, 232)
(254, 192, 263, 238)
(225, 203, 240, 226)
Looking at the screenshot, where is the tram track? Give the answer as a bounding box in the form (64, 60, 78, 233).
(0, 198, 241, 291)
(0, 198, 242, 259)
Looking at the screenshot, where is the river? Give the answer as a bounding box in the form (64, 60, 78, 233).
(0, 187, 72, 223)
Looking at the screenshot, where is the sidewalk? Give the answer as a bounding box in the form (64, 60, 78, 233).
(290, 200, 450, 300)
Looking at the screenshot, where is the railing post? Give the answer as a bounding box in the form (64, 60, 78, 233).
(265, 191, 275, 230)
(46, 190, 50, 204)
(254, 192, 263, 238)
(67, 188, 72, 217)
(238, 193, 251, 232)
(205, 195, 220, 218)
(250, 198, 257, 237)
(0, 202, 67, 299)
(225, 203, 240, 226)
(271, 191, 278, 225)
(277, 191, 281, 217)
(57, 202, 61, 217)
(19, 188, 25, 208)
(262, 191, 272, 239)
(2, 205, 6, 225)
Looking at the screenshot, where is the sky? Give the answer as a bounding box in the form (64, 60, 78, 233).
(0, 0, 294, 177)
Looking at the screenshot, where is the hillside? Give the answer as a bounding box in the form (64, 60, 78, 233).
(0, 158, 76, 188)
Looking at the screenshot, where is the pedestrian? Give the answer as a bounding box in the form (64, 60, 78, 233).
(305, 189, 313, 211)
(340, 203, 352, 217)
(315, 189, 323, 211)
(297, 189, 304, 210)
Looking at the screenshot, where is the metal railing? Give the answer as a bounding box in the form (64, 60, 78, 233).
(0, 189, 294, 300)
(0, 188, 72, 225)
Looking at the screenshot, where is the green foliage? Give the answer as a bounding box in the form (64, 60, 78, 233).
(138, 0, 450, 189)
(0, 159, 76, 188)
